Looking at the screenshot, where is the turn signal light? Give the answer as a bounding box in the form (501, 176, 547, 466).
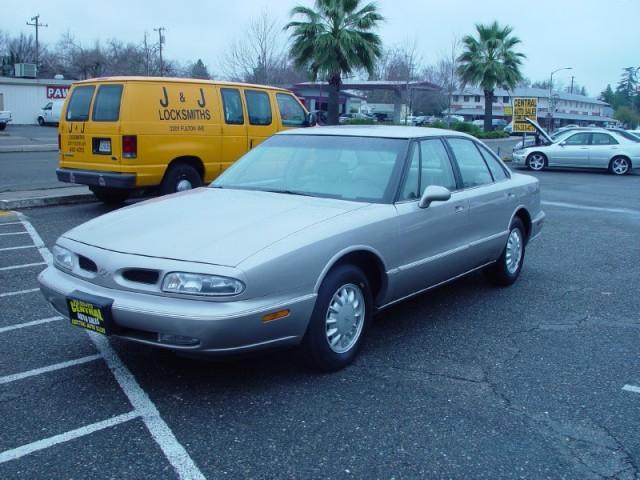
(262, 309, 290, 322)
(122, 135, 137, 159)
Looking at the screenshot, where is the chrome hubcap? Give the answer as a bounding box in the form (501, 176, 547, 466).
(176, 178, 193, 192)
(529, 154, 545, 170)
(325, 283, 365, 354)
(505, 228, 523, 274)
(612, 158, 629, 175)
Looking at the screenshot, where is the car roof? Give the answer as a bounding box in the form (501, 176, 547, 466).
(279, 125, 475, 139)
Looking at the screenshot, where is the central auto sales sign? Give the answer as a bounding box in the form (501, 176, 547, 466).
(46, 86, 69, 99)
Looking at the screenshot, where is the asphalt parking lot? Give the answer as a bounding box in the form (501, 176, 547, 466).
(0, 167, 639, 479)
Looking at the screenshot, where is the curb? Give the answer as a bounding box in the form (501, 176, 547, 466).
(0, 144, 58, 153)
(0, 190, 95, 210)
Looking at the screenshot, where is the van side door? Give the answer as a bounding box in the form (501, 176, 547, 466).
(243, 89, 278, 150)
(219, 87, 249, 173)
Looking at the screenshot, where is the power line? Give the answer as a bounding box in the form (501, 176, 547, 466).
(153, 27, 166, 76)
(26, 14, 48, 76)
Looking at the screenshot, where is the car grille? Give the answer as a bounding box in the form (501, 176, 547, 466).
(78, 255, 98, 273)
(121, 269, 160, 285)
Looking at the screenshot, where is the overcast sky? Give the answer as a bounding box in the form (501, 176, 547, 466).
(3, 0, 638, 96)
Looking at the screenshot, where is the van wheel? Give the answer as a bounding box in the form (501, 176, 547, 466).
(0, 123, 6, 131)
(89, 186, 131, 205)
(160, 163, 202, 195)
(38, 117, 45, 126)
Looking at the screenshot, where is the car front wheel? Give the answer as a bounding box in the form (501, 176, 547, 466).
(484, 218, 526, 287)
(302, 264, 372, 371)
(526, 153, 547, 171)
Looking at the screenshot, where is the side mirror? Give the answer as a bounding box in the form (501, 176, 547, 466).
(419, 185, 451, 209)
(304, 112, 317, 127)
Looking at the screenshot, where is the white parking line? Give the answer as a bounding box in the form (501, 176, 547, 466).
(0, 287, 40, 298)
(16, 213, 206, 480)
(0, 354, 102, 385)
(622, 384, 640, 394)
(0, 222, 23, 227)
(0, 231, 28, 236)
(0, 245, 36, 252)
(0, 262, 46, 272)
(0, 411, 140, 464)
(0, 316, 63, 334)
(542, 200, 640, 216)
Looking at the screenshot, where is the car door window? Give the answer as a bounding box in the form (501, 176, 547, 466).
(276, 93, 306, 126)
(420, 139, 456, 190)
(477, 143, 509, 181)
(563, 133, 591, 145)
(221, 88, 244, 125)
(399, 144, 420, 200)
(447, 137, 493, 188)
(591, 133, 618, 145)
(244, 90, 272, 126)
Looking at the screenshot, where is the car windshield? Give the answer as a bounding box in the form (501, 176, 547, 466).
(211, 134, 407, 203)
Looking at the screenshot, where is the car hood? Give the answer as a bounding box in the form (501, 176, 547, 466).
(63, 188, 367, 267)
(525, 118, 554, 144)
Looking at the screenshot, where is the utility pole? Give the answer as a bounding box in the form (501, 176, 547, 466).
(26, 14, 48, 76)
(153, 27, 165, 76)
(570, 76, 574, 94)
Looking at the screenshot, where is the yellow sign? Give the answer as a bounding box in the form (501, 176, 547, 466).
(512, 97, 537, 133)
(503, 105, 513, 115)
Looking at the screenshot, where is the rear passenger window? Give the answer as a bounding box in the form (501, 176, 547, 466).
(245, 90, 272, 125)
(477, 144, 509, 181)
(276, 93, 306, 126)
(447, 138, 493, 188)
(92, 85, 123, 121)
(221, 88, 244, 125)
(66, 86, 95, 121)
(591, 133, 618, 145)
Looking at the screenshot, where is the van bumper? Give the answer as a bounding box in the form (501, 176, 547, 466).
(57, 168, 137, 189)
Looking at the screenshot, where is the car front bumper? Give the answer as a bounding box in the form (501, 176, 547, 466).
(512, 151, 527, 166)
(38, 266, 316, 354)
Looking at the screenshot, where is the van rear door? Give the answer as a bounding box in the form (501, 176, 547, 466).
(61, 83, 123, 172)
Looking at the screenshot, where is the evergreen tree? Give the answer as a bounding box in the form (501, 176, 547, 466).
(189, 59, 210, 79)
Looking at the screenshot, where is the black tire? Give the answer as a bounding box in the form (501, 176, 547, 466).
(302, 264, 373, 372)
(0, 123, 6, 131)
(526, 152, 547, 171)
(160, 163, 202, 195)
(484, 218, 526, 287)
(89, 186, 131, 205)
(608, 156, 631, 176)
(38, 117, 45, 126)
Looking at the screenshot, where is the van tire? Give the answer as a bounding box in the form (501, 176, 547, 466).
(89, 186, 131, 205)
(0, 123, 6, 131)
(160, 163, 202, 195)
(38, 117, 45, 126)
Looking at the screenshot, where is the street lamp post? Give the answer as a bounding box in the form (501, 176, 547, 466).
(548, 67, 572, 132)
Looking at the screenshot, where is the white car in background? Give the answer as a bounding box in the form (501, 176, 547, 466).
(512, 119, 640, 175)
(37, 99, 64, 126)
(0, 110, 11, 131)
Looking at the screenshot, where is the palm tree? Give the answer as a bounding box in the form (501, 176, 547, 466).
(457, 21, 525, 131)
(286, 0, 384, 125)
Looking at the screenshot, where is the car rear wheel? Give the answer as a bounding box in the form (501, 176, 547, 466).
(160, 163, 202, 195)
(38, 117, 45, 126)
(89, 186, 131, 205)
(484, 218, 526, 287)
(609, 156, 630, 175)
(526, 153, 547, 171)
(302, 264, 372, 371)
(0, 123, 6, 131)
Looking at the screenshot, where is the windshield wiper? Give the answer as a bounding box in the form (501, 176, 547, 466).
(261, 188, 315, 197)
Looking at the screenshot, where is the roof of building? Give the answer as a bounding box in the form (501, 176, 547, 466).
(293, 80, 440, 91)
(454, 86, 609, 105)
(279, 125, 471, 139)
(0, 76, 74, 86)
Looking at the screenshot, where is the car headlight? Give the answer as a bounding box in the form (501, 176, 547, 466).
(162, 272, 245, 296)
(52, 245, 74, 271)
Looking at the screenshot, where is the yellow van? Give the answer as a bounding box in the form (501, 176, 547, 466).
(57, 77, 314, 203)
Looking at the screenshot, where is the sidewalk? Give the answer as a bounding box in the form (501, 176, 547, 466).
(0, 186, 94, 210)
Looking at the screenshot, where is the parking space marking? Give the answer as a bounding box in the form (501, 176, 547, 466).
(0, 262, 46, 271)
(0, 354, 102, 385)
(0, 222, 23, 227)
(0, 231, 28, 236)
(0, 316, 63, 334)
(0, 287, 40, 298)
(542, 200, 640, 216)
(15, 213, 206, 480)
(0, 410, 140, 464)
(622, 384, 640, 394)
(0, 245, 36, 252)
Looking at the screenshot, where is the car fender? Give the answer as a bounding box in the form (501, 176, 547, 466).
(313, 244, 388, 294)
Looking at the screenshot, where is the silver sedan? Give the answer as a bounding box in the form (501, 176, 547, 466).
(39, 126, 544, 371)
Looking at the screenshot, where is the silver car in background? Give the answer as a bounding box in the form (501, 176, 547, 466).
(513, 119, 640, 175)
(39, 126, 544, 371)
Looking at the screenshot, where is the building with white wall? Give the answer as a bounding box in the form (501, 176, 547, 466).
(447, 87, 615, 129)
(0, 77, 74, 124)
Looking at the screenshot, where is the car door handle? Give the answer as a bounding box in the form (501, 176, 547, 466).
(507, 192, 515, 198)
(455, 205, 465, 213)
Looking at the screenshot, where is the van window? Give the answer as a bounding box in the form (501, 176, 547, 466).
(66, 86, 95, 121)
(245, 90, 272, 126)
(221, 88, 244, 125)
(276, 93, 306, 126)
(92, 85, 123, 121)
